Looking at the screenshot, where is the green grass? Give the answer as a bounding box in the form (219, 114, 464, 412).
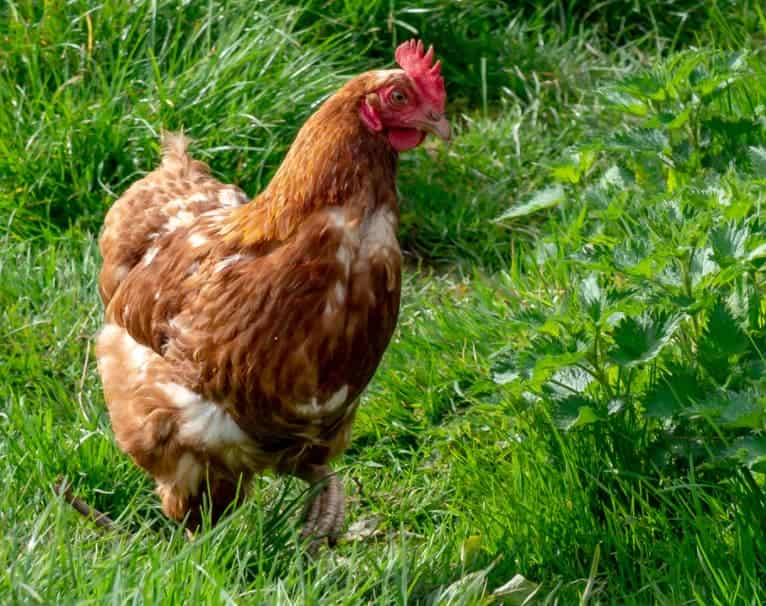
(3, 0, 766, 604)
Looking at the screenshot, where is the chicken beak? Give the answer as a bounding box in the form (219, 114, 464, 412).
(420, 114, 451, 142)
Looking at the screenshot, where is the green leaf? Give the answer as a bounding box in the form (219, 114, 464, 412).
(727, 280, 762, 331)
(492, 369, 520, 386)
(702, 298, 748, 357)
(724, 436, 766, 472)
(601, 89, 648, 116)
(709, 223, 749, 267)
(690, 247, 719, 289)
(615, 70, 667, 102)
(644, 382, 683, 419)
(492, 354, 520, 385)
(599, 165, 634, 190)
(580, 274, 604, 323)
(547, 365, 594, 398)
(531, 351, 588, 385)
(551, 150, 597, 184)
(747, 241, 766, 261)
(609, 129, 670, 154)
(553, 396, 603, 430)
(609, 312, 683, 367)
(718, 390, 765, 430)
(613, 236, 655, 275)
(495, 185, 565, 221)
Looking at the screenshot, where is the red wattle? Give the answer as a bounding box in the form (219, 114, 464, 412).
(387, 128, 425, 152)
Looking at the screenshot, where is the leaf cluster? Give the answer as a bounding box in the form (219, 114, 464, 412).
(493, 48, 766, 477)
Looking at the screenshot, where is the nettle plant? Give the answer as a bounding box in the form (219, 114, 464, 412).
(495, 50, 766, 474)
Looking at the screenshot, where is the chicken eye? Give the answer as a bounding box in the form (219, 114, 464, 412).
(390, 89, 408, 105)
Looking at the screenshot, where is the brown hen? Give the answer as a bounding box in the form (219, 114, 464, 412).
(96, 40, 449, 544)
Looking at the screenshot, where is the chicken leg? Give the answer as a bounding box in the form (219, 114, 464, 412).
(298, 464, 345, 547)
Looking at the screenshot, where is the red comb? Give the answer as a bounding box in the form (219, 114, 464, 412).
(395, 39, 445, 111)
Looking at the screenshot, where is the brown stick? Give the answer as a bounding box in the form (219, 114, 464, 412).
(53, 478, 118, 532)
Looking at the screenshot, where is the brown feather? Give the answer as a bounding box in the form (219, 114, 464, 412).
(96, 69, 407, 525)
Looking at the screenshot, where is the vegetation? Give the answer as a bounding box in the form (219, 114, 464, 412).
(2, 0, 766, 603)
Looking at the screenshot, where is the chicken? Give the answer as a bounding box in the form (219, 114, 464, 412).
(95, 39, 449, 544)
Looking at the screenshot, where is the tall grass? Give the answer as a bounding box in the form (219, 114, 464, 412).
(1, 1, 353, 231)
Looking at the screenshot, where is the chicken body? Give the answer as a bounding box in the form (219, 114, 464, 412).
(96, 43, 448, 542)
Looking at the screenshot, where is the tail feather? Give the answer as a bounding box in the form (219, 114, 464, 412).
(159, 130, 209, 176)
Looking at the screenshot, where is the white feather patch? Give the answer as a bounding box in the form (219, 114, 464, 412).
(143, 246, 160, 266)
(164, 210, 196, 232)
(214, 254, 245, 273)
(188, 233, 207, 248)
(361, 207, 397, 256)
(97, 323, 154, 381)
(158, 382, 250, 449)
(218, 188, 244, 207)
(114, 264, 129, 282)
(294, 385, 349, 417)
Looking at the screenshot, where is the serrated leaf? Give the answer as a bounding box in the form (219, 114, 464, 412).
(609, 129, 670, 154)
(720, 390, 765, 429)
(616, 70, 667, 101)
(547, 365, 594, 398)
(551, 150, 597, 184)
(344, 516, 383, 542)
(709, 223, 748, 267)
(431, 567, 492, 606)
(580, 274, 604, 323)
(493, 369, 520, 386)
(689, 52, 747, 97)
(492, 354, 520, 385)
(724, 436, 766, 472)
(703, 298, 748, 356)
(690, 247, 719, 288)
(496, 185, 565, 221)
(601, 89, 648, 116)
(727, 281, 761, 330)
(609, 312, 683, 367)
(613, 236, 654, 273)
(530, 351, 588, 386)
(553, 396, 603, 430)
(644, 382, 683, 419)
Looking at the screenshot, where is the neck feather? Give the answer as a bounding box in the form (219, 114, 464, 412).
(228, 83, 398, 246)
(266, 94, 397, 206)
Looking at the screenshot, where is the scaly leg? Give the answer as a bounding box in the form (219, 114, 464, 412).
(298, 464, 345, 547)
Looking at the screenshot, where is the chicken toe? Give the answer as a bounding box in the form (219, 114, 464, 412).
(299, 468, 345, 548)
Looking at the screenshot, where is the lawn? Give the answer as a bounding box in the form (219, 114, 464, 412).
(2, 1, 766, 603)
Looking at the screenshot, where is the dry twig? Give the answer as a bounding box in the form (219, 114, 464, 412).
(53, 477, 117, 532)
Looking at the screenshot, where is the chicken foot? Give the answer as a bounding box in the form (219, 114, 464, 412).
(298, 465, 345, 548)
